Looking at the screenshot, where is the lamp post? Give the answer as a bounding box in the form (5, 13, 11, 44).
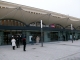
(41, 20, 43, 47)
(71, 24, 73, 43)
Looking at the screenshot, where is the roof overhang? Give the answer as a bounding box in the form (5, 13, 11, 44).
(0, 1, 80, 29)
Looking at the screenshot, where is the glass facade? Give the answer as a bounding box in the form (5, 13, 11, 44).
(0, 19, 80, 45)
(0, 19, 26, 26)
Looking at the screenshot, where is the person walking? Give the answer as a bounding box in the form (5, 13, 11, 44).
(16, 35, 20, 48)
(22, 37, 26, 51)
(36, 36, 40, 45)
(31, 36, 34, 45)
(11, 37, 16, 50)
(29, 35, 32, 44)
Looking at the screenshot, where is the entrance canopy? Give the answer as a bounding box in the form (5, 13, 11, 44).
(0, 1, 80, 29)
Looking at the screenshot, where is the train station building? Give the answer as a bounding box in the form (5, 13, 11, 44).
(0, 1, 80, 45)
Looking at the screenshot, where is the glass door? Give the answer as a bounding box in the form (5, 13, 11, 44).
(50, 32, 58, 41)
(30, 32, 44, 43)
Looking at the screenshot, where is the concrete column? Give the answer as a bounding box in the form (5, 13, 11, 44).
(75, 32, 78, 40)
(44, 31, 50, 42)
(26, 31, 30, 43)
(58, 31, 63, 41)
(57, 32, 59, 41)
(63, 31, 66, 41)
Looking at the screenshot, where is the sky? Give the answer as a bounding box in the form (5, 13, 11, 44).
(2, 0, 80, 18)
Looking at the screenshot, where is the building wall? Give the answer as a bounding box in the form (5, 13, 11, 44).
(0, 30, 80, 45)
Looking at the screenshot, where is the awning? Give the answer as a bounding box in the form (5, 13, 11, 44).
(0, 7, 80, 29)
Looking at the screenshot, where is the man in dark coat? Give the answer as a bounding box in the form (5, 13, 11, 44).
(22, 38, 26, 51)
(16, 36, 20, 48)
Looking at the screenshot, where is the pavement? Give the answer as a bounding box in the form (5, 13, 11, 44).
(0, 40, 80, 60)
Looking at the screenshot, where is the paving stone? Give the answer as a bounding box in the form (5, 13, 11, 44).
(0, 40, 80, 60)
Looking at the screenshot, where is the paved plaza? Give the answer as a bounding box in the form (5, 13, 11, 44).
(0, 40, 80, 60)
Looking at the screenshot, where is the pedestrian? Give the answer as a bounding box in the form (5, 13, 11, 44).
(22, 37, 26, 51)
(29, 35, 32, 44)
(74, 36, 75, 41)
(36, 36, 40, 45)
(63, 35, 65, 41)
(31, 36, 34, 45)
(11, 37, 16, 50)
(16, 35, 19, 48)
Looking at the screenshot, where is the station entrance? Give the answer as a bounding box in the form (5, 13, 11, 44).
(50, 32, 59, 41)
(3, 30, 23, 45)
(30, 32, 44, 43)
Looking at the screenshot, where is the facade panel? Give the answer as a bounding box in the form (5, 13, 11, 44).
(0, 1, 80, 45)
